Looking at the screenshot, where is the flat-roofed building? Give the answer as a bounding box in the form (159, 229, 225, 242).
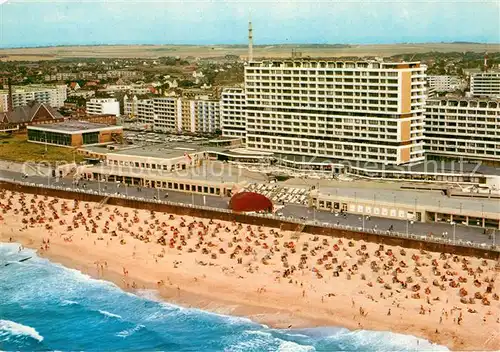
(179, 99, 194, 133)
(425, 97, 500, 164)
(193, 99, 220, 134)
(153, 97, 180, 132)
(0, 93, 8, 113)
(86, 98, 120, 117)
(221, 87, 246, 141)
(470, 71, 500, 98)
(0, 85, 67, 109)
(123, 96, 154, 125)
(244, 60, 426, 165)
(427, 75, 463, 92)
(103, 146, 204, 173)
(27, 120, 123, 147)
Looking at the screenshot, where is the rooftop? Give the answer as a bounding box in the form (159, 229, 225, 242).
(28, 120, 121, 133)
(248, 59, 421, 69)
(83, 141, 226, 159)
(316, 186, 500, 217)
(81, 161, 267, 184)
(274, 153, 500, 176)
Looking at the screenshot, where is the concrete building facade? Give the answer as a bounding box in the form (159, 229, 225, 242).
(0, 93, 8, 113)
(427, 75, 463, 92)
(244, 60, 426, 165)
(193, 99, 220, 134)
(0, 85, 67, 109)
(125, 96, 220, 134)
(153, 97, 180, 132)
(221, 87, 246, 140)
(27, 121, 123, 147)
(425, 97, 500, 163)
(124, 96, 154, 124)
(86, 98, 120, 117)
(470, 71, 500, 98)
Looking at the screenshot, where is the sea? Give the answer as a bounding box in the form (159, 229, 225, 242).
(0, 242, 449, 352)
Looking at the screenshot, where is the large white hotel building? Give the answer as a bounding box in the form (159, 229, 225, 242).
(243, 59, 427, 165)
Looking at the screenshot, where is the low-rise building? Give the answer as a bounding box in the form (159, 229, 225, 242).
(0, 101, 65, 131)
(425, 97, 500, 164)
(44, 72, 78, 82)
(68, 90, 95, 99)
(27, 120, 123, 147)
(86, 98, 120, 117)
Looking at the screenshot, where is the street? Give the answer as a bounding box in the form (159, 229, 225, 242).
(280, 204, 496, 246)
(0, 168, 496, 247)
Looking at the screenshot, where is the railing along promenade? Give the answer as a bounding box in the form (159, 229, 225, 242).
(1, 177, 498, 257)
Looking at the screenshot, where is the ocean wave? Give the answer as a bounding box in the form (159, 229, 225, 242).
(246, 330, 273, 338)
(277, 340, 315, 352)
(61, 300, 78, 306)
(0, 242, 450, 351)
(98, 310, 122, 319)
(116, 324, 145, 338)
(136, 289, 257, 326)
(321, 328, 449, 351)
(0, 320, 44, 342)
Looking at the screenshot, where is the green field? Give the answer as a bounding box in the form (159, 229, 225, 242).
(0, 133, 85, 164)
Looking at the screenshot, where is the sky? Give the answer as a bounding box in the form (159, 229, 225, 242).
(0, 0, 499, 48)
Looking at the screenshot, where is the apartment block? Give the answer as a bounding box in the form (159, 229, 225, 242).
(0, 94, 8, 113)
(221, 87, 246, 140)
(123, 95, 138, 117)
(0, 85, 67, 109)
(44, 73, 78, 82)
(425, 97, 500, 163)
(193, 99, 220, 133)
(86, 98, 120, 117)
(244, 60, 426, 165)
(470, 71, 500, 98)
(124, 95, 155, 123)
(179, 99, 195, 133)
(153, 97, 180, 132)
(426, 75, 463, 92)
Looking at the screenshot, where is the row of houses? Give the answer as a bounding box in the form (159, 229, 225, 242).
(44, 70, 141, 82)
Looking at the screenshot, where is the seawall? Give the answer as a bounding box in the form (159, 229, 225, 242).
(1, 180, 498, 260)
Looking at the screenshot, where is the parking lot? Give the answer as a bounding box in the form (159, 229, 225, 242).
(123, 131, 209, 145)
(243, 183, 310, 206)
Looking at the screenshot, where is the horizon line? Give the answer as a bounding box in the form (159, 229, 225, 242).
(1, 41, 500, 51)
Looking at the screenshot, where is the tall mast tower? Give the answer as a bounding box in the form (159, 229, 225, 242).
(248, 20, 253, 62)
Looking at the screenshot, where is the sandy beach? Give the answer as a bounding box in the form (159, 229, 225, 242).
(1, 189, 499, 350)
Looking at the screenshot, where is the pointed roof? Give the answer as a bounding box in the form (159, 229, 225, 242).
(1, 101, 64, 124)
